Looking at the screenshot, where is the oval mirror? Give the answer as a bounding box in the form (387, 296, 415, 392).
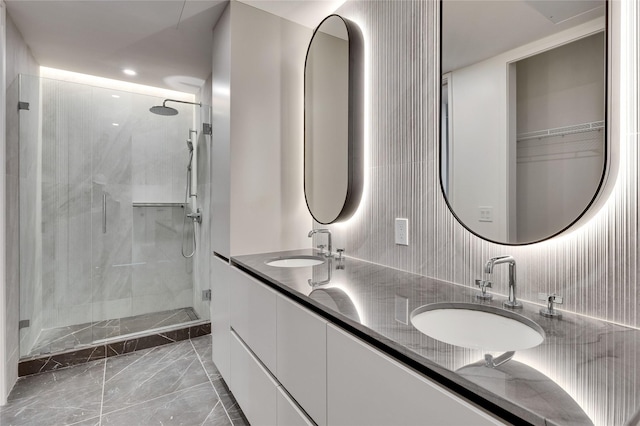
(440, 0, 608, 244)
(305, 15, 364, 224)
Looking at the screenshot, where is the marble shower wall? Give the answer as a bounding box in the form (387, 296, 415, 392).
(322, 0, 640, 328)
(18, 76, 197, 353)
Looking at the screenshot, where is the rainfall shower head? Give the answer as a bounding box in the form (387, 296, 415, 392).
(150, 104, 178, 116)
(149, 99, 202, 116)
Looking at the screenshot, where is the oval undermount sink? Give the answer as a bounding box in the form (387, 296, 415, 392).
(410, 303, 545, 352)
(265, 255, 326, 268)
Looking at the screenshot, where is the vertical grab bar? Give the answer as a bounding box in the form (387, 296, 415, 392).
(102, 193, 107, 234)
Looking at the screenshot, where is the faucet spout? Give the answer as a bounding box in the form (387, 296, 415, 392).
(308, 229, 332, 257)
(484, 255, 522, 309)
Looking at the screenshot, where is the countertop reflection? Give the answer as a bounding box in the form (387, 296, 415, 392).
(232, 249, 640, 426)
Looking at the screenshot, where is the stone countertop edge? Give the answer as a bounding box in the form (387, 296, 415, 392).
(230, 249, 553, 426)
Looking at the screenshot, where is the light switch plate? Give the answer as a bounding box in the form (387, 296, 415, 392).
(479, 206, 493, 222)
(395, 218, 409, 245)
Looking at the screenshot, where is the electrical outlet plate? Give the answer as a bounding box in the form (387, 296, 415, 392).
(395, 218, 409, 245)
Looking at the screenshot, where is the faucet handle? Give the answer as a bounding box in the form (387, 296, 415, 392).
(317, 244, 326, 254)
(538, 293, 563, 304)
(474, 279, 493, 300)
(538, 293, 563, 319)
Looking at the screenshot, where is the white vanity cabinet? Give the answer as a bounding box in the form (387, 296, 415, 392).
(326, 324, 503, 426)
(218, 265, 506, 426)
(211, 256, 231, 379)
(277, 294, 327, 425)
(229, 265, 277, 372)
(229, 331, 278, 425)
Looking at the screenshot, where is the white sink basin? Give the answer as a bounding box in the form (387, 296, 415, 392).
(265, 255, 326, 268)
(410, 303, 544, 352)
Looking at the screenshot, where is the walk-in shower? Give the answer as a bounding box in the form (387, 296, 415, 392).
(9, 74, 212, 359)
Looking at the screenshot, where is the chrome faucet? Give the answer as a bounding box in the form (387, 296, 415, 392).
(308, 229, 332, 257)
(484, 255, 522, 309)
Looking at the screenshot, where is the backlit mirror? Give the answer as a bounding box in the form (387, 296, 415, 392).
(440, 0, 608, 244)
(305, 15, 364, 224)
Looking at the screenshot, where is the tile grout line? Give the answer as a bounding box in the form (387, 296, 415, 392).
(200, 400, 221, 426)
(189, 338, 235, 425)
(98, 358, 107, 426)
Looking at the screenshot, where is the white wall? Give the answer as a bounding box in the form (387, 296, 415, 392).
(211, 1, 312, 258)
(211, 4, 231, 258)
(0, 0, 7, 406)
(449, 17, 605, 242)
(229, 1, 313, 255)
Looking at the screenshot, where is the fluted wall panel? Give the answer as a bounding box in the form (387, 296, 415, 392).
(326, 0, 640, 329)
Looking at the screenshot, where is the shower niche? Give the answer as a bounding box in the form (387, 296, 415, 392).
(9, 74, 212, 358)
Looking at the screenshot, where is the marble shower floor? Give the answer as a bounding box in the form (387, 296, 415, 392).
(29, 308, 200, 356)
(1, 336, 249, 426)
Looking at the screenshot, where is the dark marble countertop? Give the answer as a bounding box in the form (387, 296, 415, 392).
(231, 249, 640, 426)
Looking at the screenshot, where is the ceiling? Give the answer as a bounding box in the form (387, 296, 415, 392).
(7, 0, 603, 93)
(5, 0, 344, 93)
(443, 0, 605, 73)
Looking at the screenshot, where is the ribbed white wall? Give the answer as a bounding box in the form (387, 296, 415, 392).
(325, 0, 640, 328)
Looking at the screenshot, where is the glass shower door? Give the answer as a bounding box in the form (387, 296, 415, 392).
(89, 86, 135, 342)
(90, 87, 196, 342)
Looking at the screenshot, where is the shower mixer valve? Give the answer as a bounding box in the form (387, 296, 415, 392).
(187, 208, 202, 224)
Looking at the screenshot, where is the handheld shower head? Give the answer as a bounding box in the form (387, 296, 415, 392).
(149, 99, 202, 116)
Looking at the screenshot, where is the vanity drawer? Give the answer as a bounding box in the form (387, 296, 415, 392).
(229, 330, 278, 426)
(277, 294, 327, 425)
(229, 266, 277, 372)
(277, 386, 315, 426)
(326, 324, 503, 426)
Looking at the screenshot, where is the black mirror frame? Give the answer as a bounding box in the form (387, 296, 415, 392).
(438, 0, 611, 246)
(304, 14, 364, 225)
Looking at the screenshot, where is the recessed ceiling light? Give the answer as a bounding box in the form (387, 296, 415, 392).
(112, 94, 120, 98)
(123, 69, 137, 76)
(112, 123, 119, 127)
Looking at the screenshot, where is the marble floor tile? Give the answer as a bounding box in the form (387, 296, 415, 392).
(189, 336, 248, 425)
(190, 335, 220, 381)
(119, 308, 197, 335)
(8, 358, 105, 402)
(3, 337, 242, 426)
(101, 383, 230, 426)
(210, 375, 249, 426)
(102, 339, 209, 414)
(28, 307, 199, 356)
(0, 360, 105, 426)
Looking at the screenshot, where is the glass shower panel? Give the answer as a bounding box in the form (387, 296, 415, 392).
(89, 86, 135, 337)
(91, 88, 196, 340)
(19, 74, 201, 358)
(10, 76, 44, 358)
(40, 77, 95, 352)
